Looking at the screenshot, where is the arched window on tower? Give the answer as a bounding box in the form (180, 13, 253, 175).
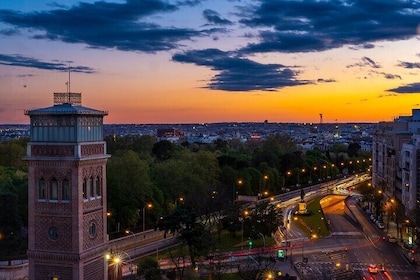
(95, 176, 101, 197)
(62, 179, 70, 201)
(39, 178, 46, 200)
(89, 177, 94, 198)
(83, 179, 87, 200)
(50, 178, 58, 201)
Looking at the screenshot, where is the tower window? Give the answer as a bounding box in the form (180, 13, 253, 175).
(48, 226, 59, 240)
(89, 222, 97, 238)
(39, 179, 46, 200)
(89, 177, 94, 198)
(50, 178, 58, 201)
(82, 179, 87, 200)
(95, 176, 101, 197)
(62, 179, 70, 201)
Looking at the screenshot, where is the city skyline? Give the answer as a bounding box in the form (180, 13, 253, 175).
(1, 0, 420, 124)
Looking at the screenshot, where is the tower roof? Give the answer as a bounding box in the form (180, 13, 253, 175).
(25, 103, 108, 116)
(25, 92, 108, 116)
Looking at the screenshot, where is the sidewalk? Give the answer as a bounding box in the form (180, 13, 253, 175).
(385, 217, 420, 272)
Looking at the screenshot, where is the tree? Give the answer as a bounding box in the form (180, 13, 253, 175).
(0, 192, 26, 258)
(237, 253, 277, 280)
(0, 139, 27, 170)
(245, 201, 283, 239)
(155, 205, 213, 270)
(152, 140, 176, 160)
(107, 150, 155, 231)
(137, 257, 162, 280)
(347, 142, 361, 158)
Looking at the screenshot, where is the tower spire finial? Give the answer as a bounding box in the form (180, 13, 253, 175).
(68, 62, 71, 102)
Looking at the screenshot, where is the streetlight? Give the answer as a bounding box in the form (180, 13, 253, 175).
(297, 168, 305, 187)
(142, 203, 152, 232)
(234, 179, 243, 202)
(259, 174, 269, 198)
(125, 230, 135, 239)
(106, 250, 134, 280)
(241, 210, 249, 250)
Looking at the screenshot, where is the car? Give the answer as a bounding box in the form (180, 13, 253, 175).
(388, 236, 397, 243)
(368, 264, 379, 274)
(376, 222, 385, 229)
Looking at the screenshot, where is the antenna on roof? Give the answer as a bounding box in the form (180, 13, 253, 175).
(67, 61, 71, 103)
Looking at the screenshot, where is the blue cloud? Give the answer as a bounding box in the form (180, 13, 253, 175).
(387, 83, 420, 93)
(172, 48, 310, 91)
(0, 54, 94, 73)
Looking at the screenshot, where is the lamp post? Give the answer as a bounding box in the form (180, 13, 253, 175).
(143, 203, 152, 232)
(241, 210, 249, 250)
(125, 230, 135, 238)
(259, 175, 268, 199)
(234, 179, 243, 202)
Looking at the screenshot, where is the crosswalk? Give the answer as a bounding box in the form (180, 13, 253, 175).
(350, 262, 413, 272)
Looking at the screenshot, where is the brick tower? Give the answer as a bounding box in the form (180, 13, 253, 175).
(24, 92, 110, 280)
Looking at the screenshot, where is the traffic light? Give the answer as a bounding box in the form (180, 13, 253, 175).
(278, 249, 285, 260)
(248, 238, 253, 249)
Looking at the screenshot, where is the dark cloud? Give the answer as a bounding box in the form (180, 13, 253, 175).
(380, 73, 401, 80)
(177, 0, 205, 7)
(387, 83, 420, 93)
(0, 54, 94, 73)
(347, 57, 381, 69)
(172, 48, 310, 91)
(0, 28, 19, 36)
(203, 9, 233, 25)
(317, 78, 336, 83)
(0, 0, 212, 53)
(238, 0, 420, 54)
(398, 61, 420, 69)
(362, 57, 381, 69)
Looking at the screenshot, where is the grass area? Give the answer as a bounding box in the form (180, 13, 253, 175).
(292, 196, 330, 238)
(156, 229, 275, 261)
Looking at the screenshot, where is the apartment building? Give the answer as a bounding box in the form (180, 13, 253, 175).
(372, 109, 420, 220)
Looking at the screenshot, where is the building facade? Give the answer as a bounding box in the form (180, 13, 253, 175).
(372, 109, 420, 245)
(24, 92, 110, 280)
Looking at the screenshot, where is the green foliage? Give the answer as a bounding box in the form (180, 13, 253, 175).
(155, 206, 214, 268)
(245, 201, 283, 238)
(137, 257, 162, 280)
(107, 150, 155, 230)
(0, 138, 27, 170)
(152, 140, 178, 160)
(347, 142, 361, 158)
(0, 192, 27, 257)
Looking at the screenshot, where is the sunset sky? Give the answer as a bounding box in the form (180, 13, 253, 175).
(1, 0, 420, 124)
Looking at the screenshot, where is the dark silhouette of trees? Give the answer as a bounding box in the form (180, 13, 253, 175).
(137, 257, 162, 280)
(155, 206, 213, 270)
(348, 142, 361, 158)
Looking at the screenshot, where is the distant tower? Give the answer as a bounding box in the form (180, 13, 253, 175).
(24, 91, 110, 280)
(319, 113, 323, 125)
(334, 119, 340, 138)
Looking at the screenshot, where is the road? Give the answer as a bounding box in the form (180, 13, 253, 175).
(293, 194, 418, 279)
(124, 174, 419, 279)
